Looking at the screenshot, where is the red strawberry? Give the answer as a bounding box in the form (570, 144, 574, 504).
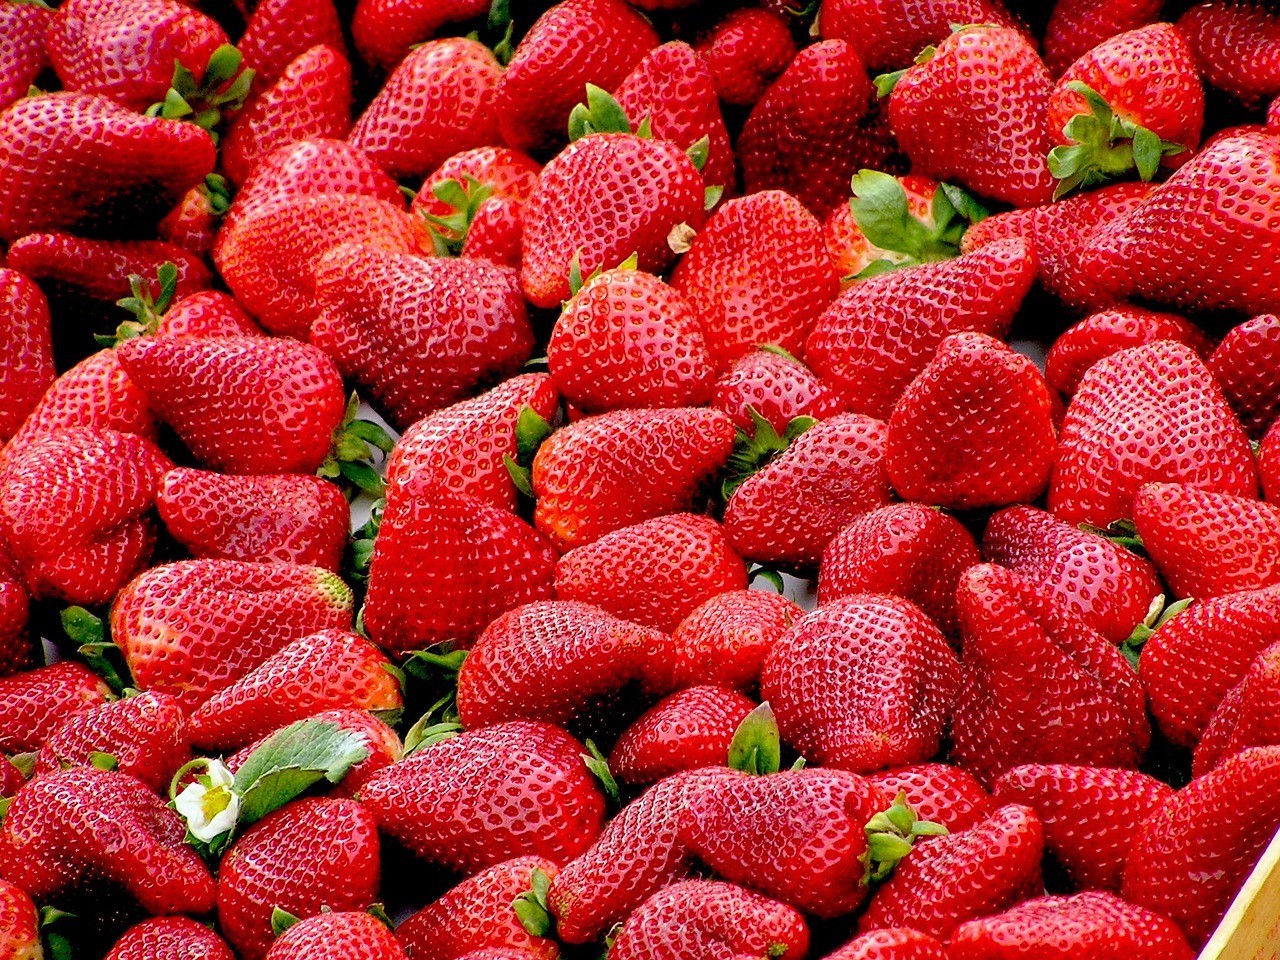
(0, 92, 215, 242)
(949, 891, 1194, 959)
(882, 25, 1055, 208)
(156, 291, 260, 339)
(0, 662, 111, 753)
(806, 239, 1035, 420)
(555, 514, 747, 632)
(410, 146, 540, 242)
(189, 630, 402, 751)
(671, 191, 840, 371)
(1264, 419, 1280, 501)
(0, 267, 54, 443)
(0, 757, 22, 798)
(455, 600, 662, 730)
(1209, 313, 1280, 438)
(1195, 640, 1280, 775)
(1049, 341, 1258, 527)
(218, 798, 381, 960)
(866, 764, 996, 834)
(694, 7, 796, 107)
(311, 244, 533, 430)
(1044, 0, 1164, 76)
(739, 40, 885, 217)
(1044, 306, 1214, 397)
(548, 268, 716, 414)
(158, 177, 233, 255)
(646, 589, 802, 695)
(1078, 131, 1280, 314)
(266, 912, 405, 960)
(530, 407, 735, 551)
(116, 335, 346, 475)
(610, 880, 809, 960)
(761, 595, 960, 773)
(493, 0, 658, 154)
(459, 197, 525, 269)
(826, 928, 948, 960)
(983, 504, 1163, 645)
(360, 720, 607, 873)
(113, 559, 354, 709)
(239, 0, 345, 86)
(361, 483, 557, 656)
(0, 766, 216, 915)
(0, 541, 32, 677)
(951, 564, 1149, 785)
(818, 503, 980, 637)
(397, 860, 559, 960)
(351, 0, 489, 72)
(610, 686, 757, 786)
(0, 2, 53, 111)
(1177, 1, 1280, 106)
(1124, 746, 1280, 947)
(157, 469, 349, 571)
(725, 413, 892, 568)
(107, 916, 237, 960)
(36, 691, 191, 795)
(818, 0, 1024, 71)
(992, 764, 1174, 893)
(713, 348, 845, 435)
(0, 427, 168, 605)
(221, 44, 353, 187)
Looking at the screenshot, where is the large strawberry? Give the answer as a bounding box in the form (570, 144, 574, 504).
(694, 7, 795, 107)
(713, 348, 845, 435)
(1177, 1, 1280, 106)
(818, 0, 1024, 71)
(866, 764, 996, 834)
(0, 268, 54, 443)
(237, 0, 344, 84)
(1043, 0, 1164, 76)
(0, 662, 111, 753)
(1209, 313, 1280, 438)
(267, 912, 406, 960)
(0, 1, 53, 111)
(106, 917, 236, 960)
(827, 929, 949, 960)
(610, 686, 757, 786)
(1195, 640, 1280, 775)
(351, 0, 489, 72)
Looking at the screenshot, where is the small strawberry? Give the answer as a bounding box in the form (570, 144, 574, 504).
(1177, 1, 1280, 106)
(694, 7, 796, 107)
(351, 0, 489, 72)
(818, 0, 1025, 71)
(0, 1, 53, 111)
(0, 267, 54, 443)
(239, 0, 346, 86)
(1043, 0, 1164, 76)
(267, 912, 405, 960)
(0, 662, 111, 754)
(866, 764, 996, 834)
(105, 917, 236, 960)
(1209, 313, 1280, 438)
(410, 146, 540, 250)
(1195, 641, 1280, 775)
(158, 176, 233, 255)
(610, 686, 757, 786)
(713, 348, 845, 435)
(826, 928, 948, 960)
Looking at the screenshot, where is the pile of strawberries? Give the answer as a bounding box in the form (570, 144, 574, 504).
(2, 0, 1280, 956)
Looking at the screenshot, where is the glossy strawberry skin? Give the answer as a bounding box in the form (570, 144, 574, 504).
(1195, 640, 1280, 775)
(1209, 313, 1280, 438)
(713, 349, 846, 435)
(0, 268, 54, 444)
(266, 912, 406, 960)
(351, 0, 489, 72)
(866, 764, 996, 835)
(826, 928, 949, 960)
(159, 291, 261, 338)
(104, 916, 236, 960)
(1177, 1, 1280, 106)
(0, 2, 53, 111)
(1264, 419, 1280, 501)
(1044, 0, 1164, 76)
(818, 0, 1024, 72)
(239, 0, 346, 86)
(0, 542, 32, 678)
(610, 686, 757, 786)
(695, 7, 796, 107)
(0, 662, 112, 754)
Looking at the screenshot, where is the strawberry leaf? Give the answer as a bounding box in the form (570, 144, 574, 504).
(40, 906, 76, 960)
(231, 719, 369, 828)
(728, 702, 782, 775)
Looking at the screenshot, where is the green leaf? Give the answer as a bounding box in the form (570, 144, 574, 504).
(204, 44, 244, 85)
(9, 752, 35, 778)
(686, 135, 710, 172)
(0, 796, 10, 822)
(748, 565, 786, 593)
(338, 461, 385, 499)
(271, 907, 301, 937)
(583, 740, 620, 805)
(850, 169, 914, 252)
(88, 751, 118, 772)
(873, 68, 907, 98)
(403, 715, 462, 756)
(634, 115, 653, 139)
(40, 906, 76, 960)
(728, 702, 782, 775)
(567, 250, 585, 297)
(937, 182, 988, 226)
(77, 640, 132, 696)
(504, 455, 535, 498)
(61, 606, 104, 646)
(704, 185, 724, 210)
(232, 720, 369, 828)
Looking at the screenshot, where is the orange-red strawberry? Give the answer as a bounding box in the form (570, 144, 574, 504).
(713, 348, 845, 435)
(1049, 341, 1258, 527)
(694, 7, 795, 107)
(113, 559, 354, 709)
(0, 267, 54, 443)
(360, 720, 607, 874)
(610, 686, 757, 786)
(818, 503, 980, 637)
(866, 764, 996, 834)
(351, 0, 489, 72)
(105, 917, 235, 960)
(671, 191, 840, 370)
(0, 2, 52, 111)
(806, 239, 1035, 420)
(1209, 313, 1280, 438)
(0, 662, 111, 753)
(239, 0, 345, 86)
(827, 928, 949, 960)
(218, 797, 381, 960)
(610, 880, 809, 960)
(1195, 640, 1280, 775)
(1177, 1, 1280, 106)
(818, 0, 1024, 71)
(1044, 0, 1164, 76)
(530, 407, 736, 551)
(157, 469, 349, 571)
(267, 912, 406, 960)
(762, 595, 960, 773)
(311, 244, 533, 430)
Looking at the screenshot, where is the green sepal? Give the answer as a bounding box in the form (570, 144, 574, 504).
(40, 906, 77, 960)
(728, 701, 782, 775)
(1121, 594, 1193, 669)
(748, 564, 786, 593)
(270, 907, 301, 937)
(346, 498, 384, 586)
(319, 393, 394, 501)
(0, 796, 10, 822)
(366, 904, 394, 930)
(87, 751, 118, 772)
(861, 791, 948, 885)
(873, 68, 907, 99)
(720, 408, 817, 501)
(634, 115, 653, 139)
(1078, 518, 1146, 553)
(512, 866, 556, 937)
(686, 135, 710, 172)
(148, 44, 254, 145)
(420, 175, 495, 256)
(583, 739, 620, 806)
(504, 403, 555, 500)
(101, 261, 179, 346)
(568, 84, 634, 141)
(403, 714, 463, 756)
(402, 647, 468, 680)
(63, 607, 133, 695)
(487, 0, 515, 65)
(704, 185, 724, 210)
(9, 752, 35, 778)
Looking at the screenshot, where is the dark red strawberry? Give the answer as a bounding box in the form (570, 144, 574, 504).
(1044, 0, 1164, 76)
(0, 267, 54, 443)
(713, 348, 845, 436)
(351, 0, 489, 72)
(1195, 640, 1280, 775)
(694, 7, 796, 107)
(239, 0, 345, 86)
(0, 2, 53, 111)
(1177, 1, 1280, 106)
(866, 764, 996, 834)
(0, 662, 111, 753)
(0, 541, 32, 678)
(266, 912, 406, 960)
(610, 686, 757, 786)
(819, 0, 1025, 71)
(826, 928, 949, 960)
(1209, 313, 1280, 438)
(1264, 419, 1280, 501)
(105, 916, 236, 960)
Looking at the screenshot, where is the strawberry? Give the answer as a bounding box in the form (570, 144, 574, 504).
(645, 589, 802, 695)
(858, 804, 1043, 938)
(267, 913, 406, 960)
(0, 756, 21, 798)
(360, 720, 607, 874)
(460, 197, 526, 269)
(0, 1, 53, 111)
(239, 0, 345, 86)
(806, 239, 1035, 420)
(951, 564, 1150, 785)
(610, 686, 757, 786)
(312, 244, 534, 430)
(738, 40, 886, 218)
(881, 25, 1055, 208)
(818, 0, 1024, 71)
(189, 630, 402, 751)
(982, 505, 1163, 645)
(555, 514, 748, 632)
(113, 559, 354, 709)
(761, 594, 960, 773)
(519, 130, 704, 310)
(158, 177, 233, 255)
(157, 469, 349, 570)
(548, 767, 744, 943)
(948, 891, 1194, 959)
(0, 541, 32, 678)
(1264, 419, 1280, 501)
(548, 268, 715, 413)
(0, 662, 111, 753)
(1140, 584, 1280, 746)
(361, 483, 557, 656)
(1043, 0, 1164, 76)
(350, 0, 488, 72)
(530, 407, 736, 551)
(610, 880, 810, 960)
(725, 413, 892, 568)
(1177, 1, 1280, 106)
(993, 764, 1173, 893)
(1079, 130, 1280, 314)
(116, 335, 346, 475)
(1195, 640, 1280, 775)
(826, 928, 948, 960)
(1044, 306, 1214, 397)
(0, 428, 168, 605)
(694, 7, 796, 107)
(105, 917, 235, 960)
(221, 44, 353, 187)
(493, 0, 658, 154)
(154, 291, 260, 339)
(0, 766, 216, 916)
(349, 39, 501, 182)
(1124, 746, 1280, 947)
(1209, 313, 1280, 438)
(713, 348, 845, 435)
(866, 764, 996, 834)
(0, 92, 215, 242)
(1049, 341, 1258, 527)
(396, 857, 561, 960)
(218, 798, 381, 960)
(36, 691, 191, 795)
(671, 191, 840, 371)
(0, 267, 54, 443)
(818, 503, 980, 637)
(0, 882, 41, 959)
(886, 332, 1057, 510)
(410, 146, 540, 244)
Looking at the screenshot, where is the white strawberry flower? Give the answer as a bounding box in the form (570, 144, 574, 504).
(173, 758, 239, 842)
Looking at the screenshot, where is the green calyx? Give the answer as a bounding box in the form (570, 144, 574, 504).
(270, 907, 301, 937)
(1079, 517, 1145, 554)
(502, 403, 556, 499)
(400, 646, 468, 755)
(582, 739, 620, 805)
(62, 605, 132, 695)
(318, 393, 396, 501)
(1121, 594, 1193, 669)
(1049, 82, 1186, 199)
(721, 407, 817, 501)
(147, 43, 254, 144)
(512, 866, 556, 937)
(873, 44, 937, 98)
(861, 791, 948, 885)
(847, 170, 987, 280)
(402, 688, 464, 755)
(728, 701, 782, 775)
(420, 175, 495, 256)
(201, 173, 233, 216)
(568, 84, 645, 142)
(100, 261, 179, 347)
